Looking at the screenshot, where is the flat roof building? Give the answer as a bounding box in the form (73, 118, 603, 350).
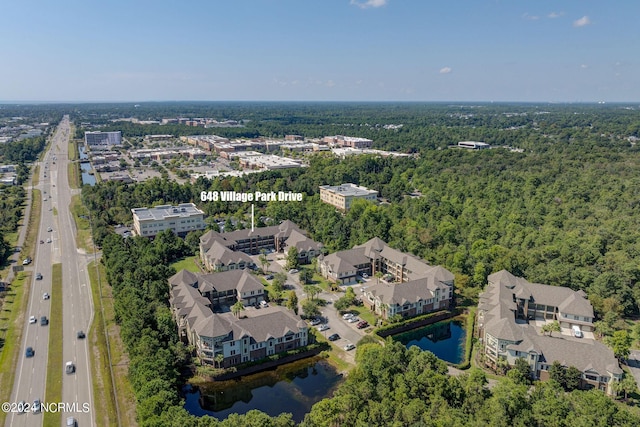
(132, 203, 205, 237)
(85, 131, 122, 146)
(319, 183, 378, 211)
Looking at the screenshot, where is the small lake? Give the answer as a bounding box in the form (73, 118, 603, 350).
(183, 357, 343, 423)
(393, 320, 466, 364)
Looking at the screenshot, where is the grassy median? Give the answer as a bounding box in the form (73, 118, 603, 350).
(70, 195, 94, 253)
(68, 161, 81, 189)
(43, 263, 63, 427)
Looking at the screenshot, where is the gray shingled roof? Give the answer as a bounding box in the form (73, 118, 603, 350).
(481, 270, 620, 377)
(205, 241, 254, 267)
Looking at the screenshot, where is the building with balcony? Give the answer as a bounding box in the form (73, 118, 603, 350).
(199, 221, 322, 271)
(319, 237, 454, 319)
(477, 270, 621, 395)
(169, 269, 307, 367)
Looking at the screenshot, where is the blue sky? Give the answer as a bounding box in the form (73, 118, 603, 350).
(2, 0, 638, 102)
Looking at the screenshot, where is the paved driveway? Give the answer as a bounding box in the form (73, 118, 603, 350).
(627, 350, 640, 389)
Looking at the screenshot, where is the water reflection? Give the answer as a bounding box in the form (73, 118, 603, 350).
(393, 320, 466, 364)
(183, 358, 343, 423)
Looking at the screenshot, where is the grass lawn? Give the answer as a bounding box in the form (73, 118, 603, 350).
(68, 162, 80, 189)
(43, 264, 63, 427)
(0, 272, 29, 426)
(311, 273, 334, 292)
(351, 306, 377, 327)
(170, 256, 201, 273)
(70, 195, 94, 252)
(88, 260, 129, 427)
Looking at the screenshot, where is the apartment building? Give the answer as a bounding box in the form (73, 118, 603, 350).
(477, 270, 621, 395)
(323, 135, 373, 148)
(131, 203, 206, 238)
(319, 237, 454, 319)
(169, 269, 308, 367)
(319, 183, 378, 211)
(200, 221, 322, 271)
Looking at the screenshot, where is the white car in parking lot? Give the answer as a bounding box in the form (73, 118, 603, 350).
(342, 313, 354, 320)
(317, 324, 330, 332)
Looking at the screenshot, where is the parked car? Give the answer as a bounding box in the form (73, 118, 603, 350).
(309, 318, 322, 326)
(344, 343, 356, 351)
(572, 325, 583, 338)
(348, 317, 359, 323)
(288, 269, 299, 274)
(328, 333, 340, 341)
(342, 313, 354, 320)
(25, 347, 34, 357)
(22, 257, 32, 265)
(357, 321, 369, 329)
(264, 274, 274, 280)
(317, 324, 330, 332)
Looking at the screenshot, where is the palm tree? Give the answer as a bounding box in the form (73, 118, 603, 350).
(232, 300, 245, 318)
(214, 353, 224, 369)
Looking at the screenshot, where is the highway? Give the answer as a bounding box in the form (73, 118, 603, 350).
(6, 116, 96, 427)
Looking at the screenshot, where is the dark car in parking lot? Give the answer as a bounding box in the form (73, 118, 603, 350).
(328, 333, 340, 341)
(357, 320, 369, 329)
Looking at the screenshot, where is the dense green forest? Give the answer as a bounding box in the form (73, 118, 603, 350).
(77, 102, 640, 425)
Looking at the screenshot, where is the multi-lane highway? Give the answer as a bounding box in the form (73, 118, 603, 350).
(6, 116, 95, 427)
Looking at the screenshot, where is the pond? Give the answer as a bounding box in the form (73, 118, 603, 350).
(183, 357, 343, 423)
(80, 161, 96, 186)
(393, 320, 466, 364)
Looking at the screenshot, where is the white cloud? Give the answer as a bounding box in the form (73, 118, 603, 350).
(522, 13, 540, 21)
(573, 16, 591, 27)
(439, 67, 452, 74)
(580, 64, 589, 69)
(350, 0, 387, 9)
(548, 11, 563, 19)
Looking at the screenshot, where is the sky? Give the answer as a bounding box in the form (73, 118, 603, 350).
(1, 0, 639, 103)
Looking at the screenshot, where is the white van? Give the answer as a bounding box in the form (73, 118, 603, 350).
(572, 325, 583, 338)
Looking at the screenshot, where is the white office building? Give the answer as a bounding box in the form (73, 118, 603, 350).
(85, 131, 122, 146)
(132, 203, 206, 237)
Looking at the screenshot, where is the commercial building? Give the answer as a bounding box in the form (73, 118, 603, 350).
(477, 270, 621, 395)
(169, 269, 308, 367)
(319, 183, 378, 211)
(131, 203, 206, 237)
(319, 237, 454, 319)
(84, 131, 122, 146)
(323, 135, 373, 149)
(458, 141, 490, 149)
